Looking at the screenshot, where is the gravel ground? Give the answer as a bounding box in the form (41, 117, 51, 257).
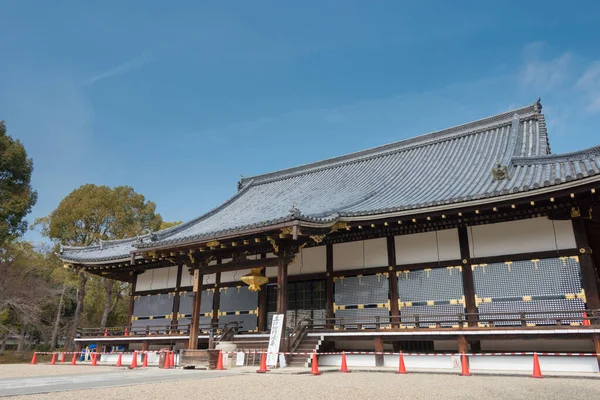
(0, 364, 117, 379)
(7, 371, 600, 400)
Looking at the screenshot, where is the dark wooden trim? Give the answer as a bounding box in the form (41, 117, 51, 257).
(387, 236, 399, 327)
(133, 288, 178, 296)
(374, 336, 384, 366)
(470, 249, 578, 265)
(573, 219, 600, 311)
(172, 264, 183, 326)
(258, 254, 267, 331)
(268, 272, 327, 284)
(276, 257, 288, 331)
(128, 278, 137, 326)
(326, 244, 334, 328)
(212, 272, 221, 325)
(458, 227, 477, 327)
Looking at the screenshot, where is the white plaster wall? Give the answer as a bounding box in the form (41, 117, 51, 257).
(288, 246, 326, 275)
(220, 269, 251, 283)
(180, 269, 217, 287)
(136, 266, 179, 291)
(469, 356, 599, 373)
(468, 217, 576, 258)
(395, 229, 460, 265)
(333, 238, 388, 271)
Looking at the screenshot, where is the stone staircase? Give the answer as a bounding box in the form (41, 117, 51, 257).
(287, 335, 324, 368)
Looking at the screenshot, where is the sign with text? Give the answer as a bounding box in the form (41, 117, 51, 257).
(193, 270, 200, 293)
(266, 314, 284, 367)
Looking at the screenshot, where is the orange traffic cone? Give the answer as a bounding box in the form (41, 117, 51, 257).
(142, 352, 148, 367)
(256, 352, 270, 373)
(170, 351, 175, 368)
(116, 353, 122, 367)
(50, 353, 57, 365)
(91, 353, 97, 366)
(130, 351, 138, 369)
(60, 352, 66, 363)
(340, 352, 350, 373)
(532, 353, 543, 378)
(583, 312, 591, 327)
(71, 353, 77, 365)
(459, 352, 471, 376)
(30, 352, 37, 365)
(124, 327, 129, 336)
(164, 351, 171, 369)
(396, 351, 407, 374)
(310, 353, 321, 376)
(215, 350, 225, 370)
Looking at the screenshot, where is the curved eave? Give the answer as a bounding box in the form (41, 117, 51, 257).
(136, 173, 600, 253)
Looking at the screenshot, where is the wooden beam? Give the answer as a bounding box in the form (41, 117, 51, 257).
(572, 219, 600, 311)
(387, 236, 400, 328)
(172, 264, 183, 327)
(127, 277, 137, 327)
(326, 243, 334, 328)
(458, 227, 478, 327)
(457, 335, 468, 353)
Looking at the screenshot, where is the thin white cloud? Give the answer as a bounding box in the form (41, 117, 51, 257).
(85, 54, 149, 86)
(520, 44, 572, 93)
(576, 61, 600, 112)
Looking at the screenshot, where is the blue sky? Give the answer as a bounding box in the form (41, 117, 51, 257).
(1, 1, 600, 243)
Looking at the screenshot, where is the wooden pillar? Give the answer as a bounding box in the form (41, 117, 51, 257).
(458, 227, 478, 327)
(326, 243, 334, 328)
(277, 254, 289, 353)
(572, 219, 600, 312)
(258, 255, 267, 331)
(172, 264, 183, 330)
(212, 272, 221, 326)
(457, 335, 468, 353)
(188, 269, 203, 350)
(387, 236, 400, 328)
(128, 277, 137, 328)
(374, 336, 384, 367)
(142, 341, 149, 352)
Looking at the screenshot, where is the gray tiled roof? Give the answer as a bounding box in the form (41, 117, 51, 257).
(59, 101, 600, 263)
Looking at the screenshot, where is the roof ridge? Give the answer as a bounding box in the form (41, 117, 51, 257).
(62, 235, 149, 251)
(240, 102, 538, 186)
(512, 144, 600, 165)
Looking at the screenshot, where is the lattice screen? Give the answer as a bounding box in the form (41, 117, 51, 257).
(218, 286, 258, 332)
(178, 290, 215, 331)
(334, 273, 390, 329)
(397, 266, 464, 327)
(473, 256, 585, 326)
(132, 293, 174, 318)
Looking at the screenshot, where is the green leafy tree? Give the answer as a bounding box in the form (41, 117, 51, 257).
(0, 121, 37, 245)
(160, 220, 182, 230)
(36, 184, 163, 349)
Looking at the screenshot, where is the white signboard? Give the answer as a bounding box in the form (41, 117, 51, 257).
(236, 352, 245, 366)
(266, 314, 284, 366)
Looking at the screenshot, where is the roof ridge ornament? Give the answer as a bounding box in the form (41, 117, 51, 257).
(491, 161, 508, 181)
(237, 175, 244, 191)
(289, 203, 301, 218)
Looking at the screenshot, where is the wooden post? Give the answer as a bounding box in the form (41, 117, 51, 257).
(572, 219, 600, 312)
(212, 272, 221, 326)
(326, 243, 334, 328)
(458, 227, 478, 327)
(387, 236, 400, 328)
(374, 336, 384, 367)
(257, 258, 267, 331)
(188, 269, 203, 350)
(142, 341, 149, 352)
(457, 335, 468, 354)
(277, 254, 289, 353)
(172, 264, 183, 331)
(127, 277, 137, 328)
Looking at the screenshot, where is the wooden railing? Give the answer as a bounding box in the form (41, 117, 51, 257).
(310, 309, 600, 330)
(289, 318, 312, 353)
(77, 321, 242, 338)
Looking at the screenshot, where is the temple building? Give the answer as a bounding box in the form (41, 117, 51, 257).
(59, 100, 600, 369)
